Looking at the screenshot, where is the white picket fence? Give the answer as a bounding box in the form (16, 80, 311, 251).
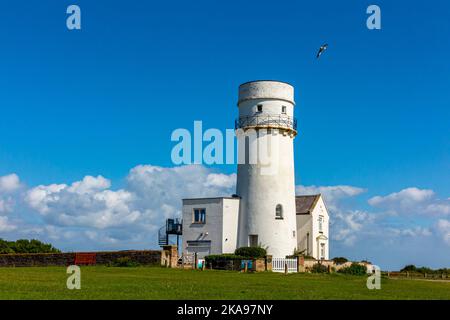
(272, 257, 298, 273)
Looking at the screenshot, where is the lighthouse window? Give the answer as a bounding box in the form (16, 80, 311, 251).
(282, 106, 287, 114)
(257, 104, 263, 112)
(193, 208, 206, 224)
(275, 204, 283, 219)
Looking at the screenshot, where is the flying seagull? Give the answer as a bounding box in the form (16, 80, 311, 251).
(316, 43, 328, 59)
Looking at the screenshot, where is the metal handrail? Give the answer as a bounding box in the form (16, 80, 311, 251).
(235, 115, 297, 131)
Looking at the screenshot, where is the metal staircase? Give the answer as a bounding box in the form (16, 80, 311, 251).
(158, 218, 182, 247)
(158, 226, 169, 246)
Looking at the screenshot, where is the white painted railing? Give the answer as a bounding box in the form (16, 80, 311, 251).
(272, 257, 298, 273)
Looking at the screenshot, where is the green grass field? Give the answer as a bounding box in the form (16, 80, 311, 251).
(0, 266, 449, 300)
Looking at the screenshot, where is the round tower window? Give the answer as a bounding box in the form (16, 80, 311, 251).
(275, 204, 283, 219)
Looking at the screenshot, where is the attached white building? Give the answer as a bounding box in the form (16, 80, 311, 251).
(296, 195, 329, 260)
(182, 197, 240, 257)
(182, 194, 329, 259)
(181, 80, 330, 259)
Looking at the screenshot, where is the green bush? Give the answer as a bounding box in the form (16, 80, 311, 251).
(338, 263, 367, 276)
(416, 266, 433, 274)
(436, 268, 450, 274)
(108, 257, 140, 267)
(234, 247, 267, 258)
(205, 254, 244, 263)
(0, 238, 60, 254)
(0, 242, 14, 254)
(400, 265, 449, 275)
(332, 257, 348, 265)
(311, 263, 328, 273)
(400, 264, 417, 272)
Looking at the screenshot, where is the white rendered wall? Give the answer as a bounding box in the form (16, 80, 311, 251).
(182, 198, 224, 256)
(296, 214, 313, 255)
(222, 198, 240, 253)
(236, 81, 298, 258)
(238, 98, 294, 118)
(182, 198, 240, 256)
(310, 196, 329, 260)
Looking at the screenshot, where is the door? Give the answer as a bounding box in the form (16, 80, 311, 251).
(186, 240, 211, 259)
(320, 243, 325, 260)
(249, 234, 258, 247)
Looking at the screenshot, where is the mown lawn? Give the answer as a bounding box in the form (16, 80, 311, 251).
(0, 266, 449, 300)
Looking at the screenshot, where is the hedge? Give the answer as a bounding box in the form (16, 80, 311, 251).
(338, 263, 367, 276)
(234, 247, 267, 258)
(311, 263, 328, 273)
(205, 254, 245, 263)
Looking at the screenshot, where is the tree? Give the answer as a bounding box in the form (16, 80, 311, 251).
(0, 239, 60, 254)
(400, 265, 417, 272)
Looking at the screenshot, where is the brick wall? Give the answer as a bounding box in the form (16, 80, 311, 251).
(0, 250, 165, 267)
(253, 258, 266, 272)
(161, 245, 178, 268)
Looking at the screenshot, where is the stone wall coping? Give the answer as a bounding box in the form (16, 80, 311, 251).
(0, 250, 161, 257)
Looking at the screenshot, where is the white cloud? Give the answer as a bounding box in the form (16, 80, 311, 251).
(0, 173, 21, 214)
(296, 185, 366, 211)
(126, 165, 235, 218)
(368, 187, 434, 209)
(26, 177, 140, 229)
(125, 164, 236, 235)
(425, 201, 450, 216)
(296, 185, 371, 247)
(0, 216, 16, 232)
(67, 175, 111, 194)
(387, 226, 432, 238)
(436, 219, 450, 246)
(0, 197, 14, 214)
(0, 174, 20, 193)
(297, 185, 440, 248)
(333, 210, 373, 246)
(368, 187, 450, 221)
(26, 184, 67, 214)
(22, 165, 236, 247)
(2, 167, 449, 267)
(204, 173, 237, 189)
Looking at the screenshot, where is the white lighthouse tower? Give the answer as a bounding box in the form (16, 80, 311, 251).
(235, 80, 298, 258)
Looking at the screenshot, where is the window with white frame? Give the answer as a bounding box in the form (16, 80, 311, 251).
(193, 208, 206, 224)
(275, 204, 283, 219)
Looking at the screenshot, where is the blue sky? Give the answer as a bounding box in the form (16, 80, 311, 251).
(0, 1, 449, 269)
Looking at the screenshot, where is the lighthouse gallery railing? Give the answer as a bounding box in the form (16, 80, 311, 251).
(235, 115, 297, 131)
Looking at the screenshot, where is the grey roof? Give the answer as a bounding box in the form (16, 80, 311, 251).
(296, 194, 321, 215)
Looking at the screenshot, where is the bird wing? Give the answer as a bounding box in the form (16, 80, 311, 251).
(316, 48, 323, 58)
(316, 44, 328, 58)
